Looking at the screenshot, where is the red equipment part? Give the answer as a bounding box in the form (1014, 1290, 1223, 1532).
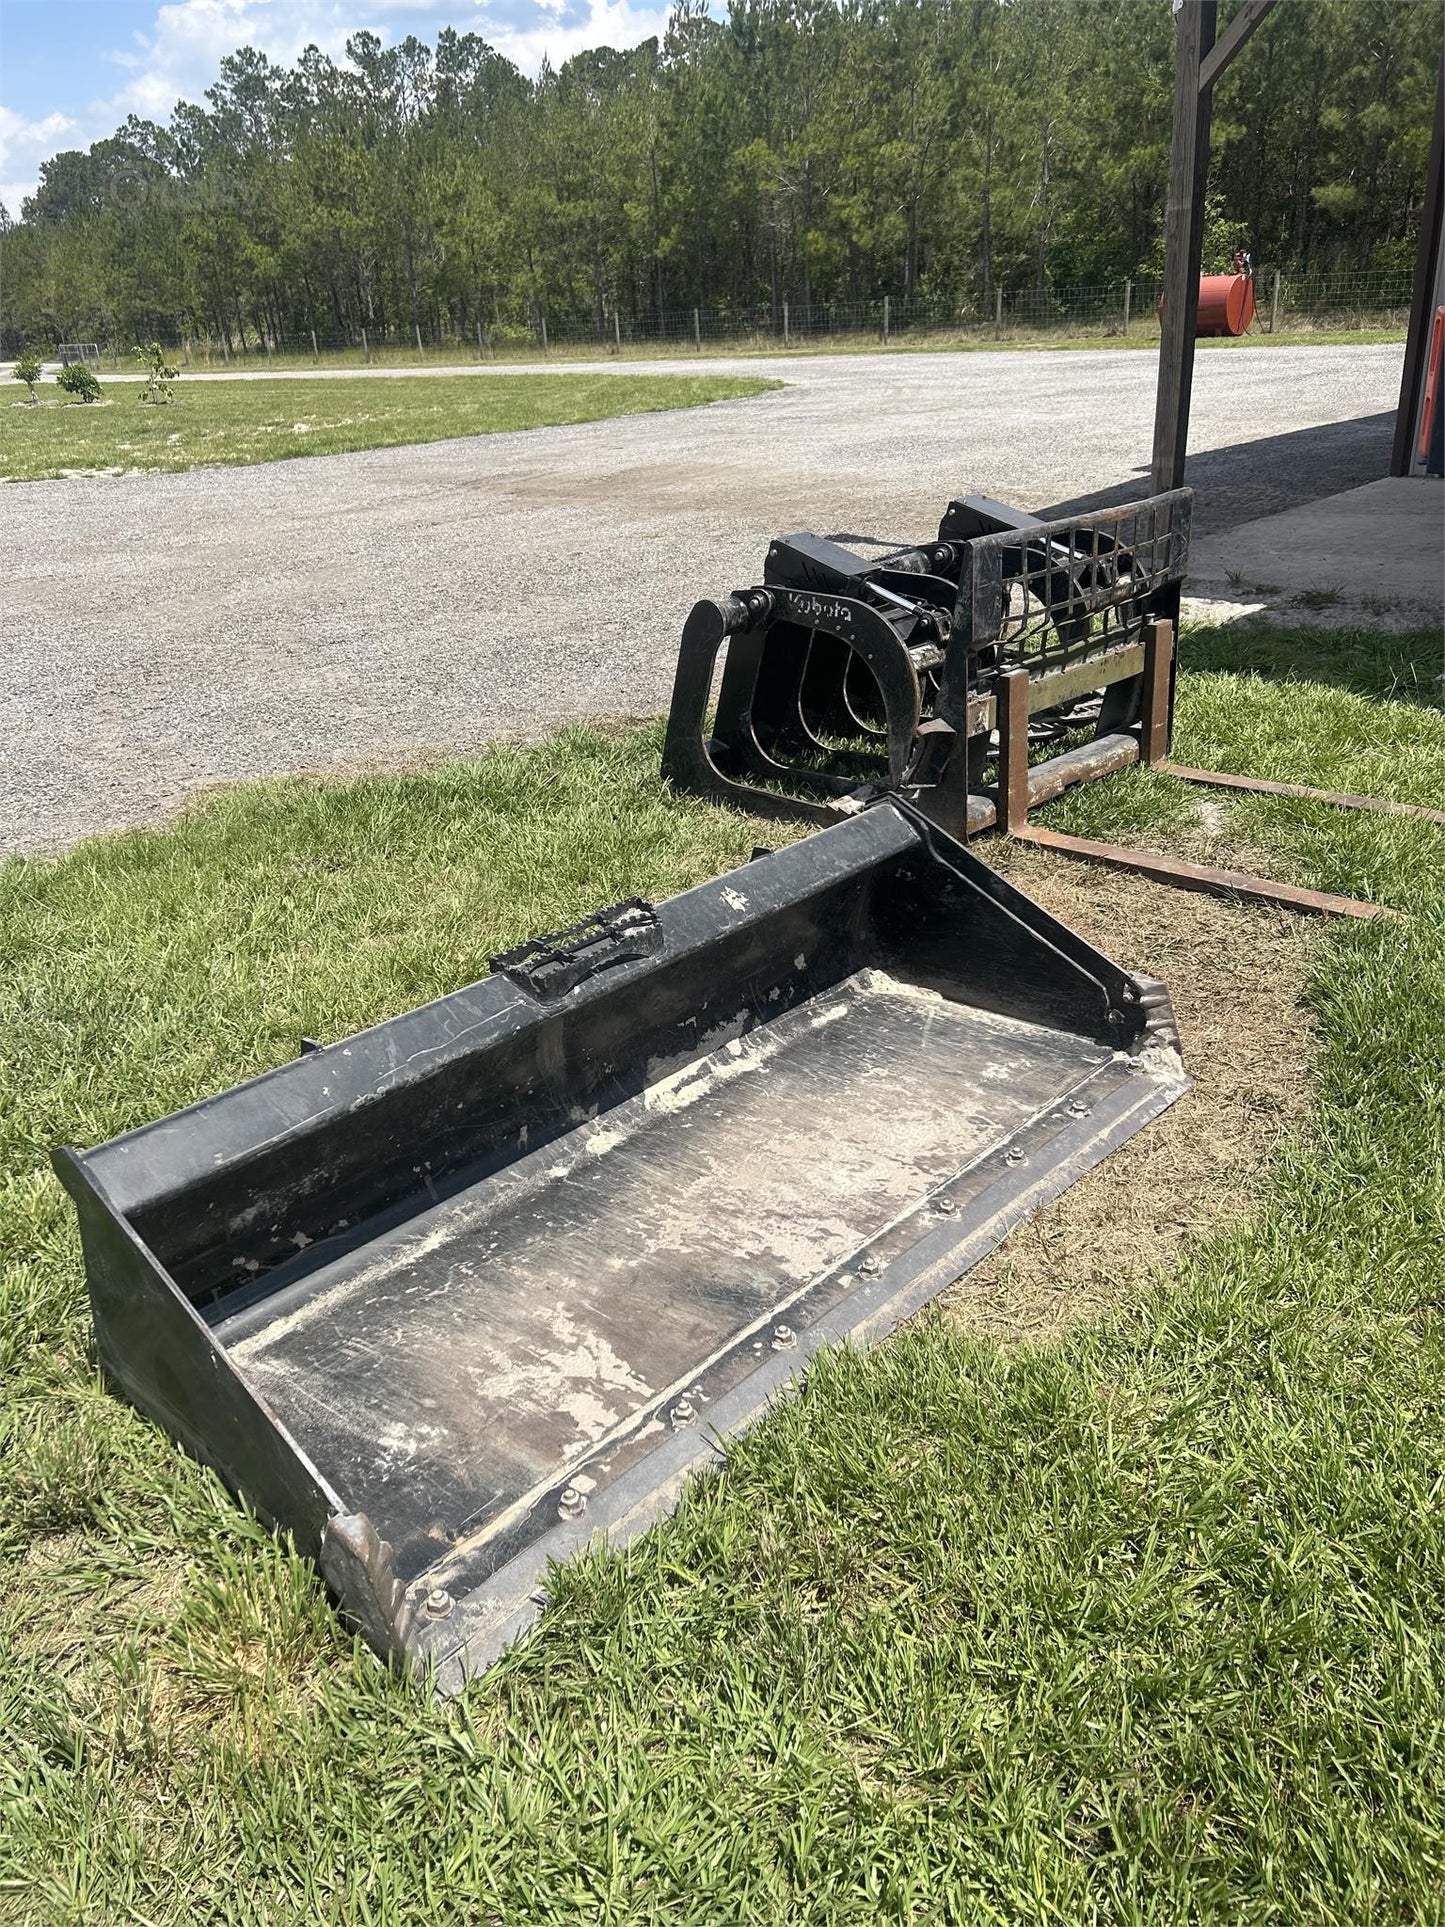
(1156, 272, 1256, 337)
(1417, 304, 1444, 462)
(1195, 272, 1256, 336)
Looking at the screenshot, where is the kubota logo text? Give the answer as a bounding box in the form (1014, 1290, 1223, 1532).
(783, 593, 854, 625)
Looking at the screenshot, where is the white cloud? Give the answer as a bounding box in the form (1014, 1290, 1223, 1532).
(0, 106, 79, 209)
(101, 0, 374, 117)
(1, 0, 673, 208)
(476, 0, 668, 72)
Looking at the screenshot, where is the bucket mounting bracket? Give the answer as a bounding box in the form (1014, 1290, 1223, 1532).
(491, 899, 664, 1001)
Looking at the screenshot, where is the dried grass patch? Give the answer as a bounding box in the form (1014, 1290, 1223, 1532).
(940, 844, 1318, 1342)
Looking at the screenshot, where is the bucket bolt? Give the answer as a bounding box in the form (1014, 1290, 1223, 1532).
(1004, 1147, 1028, 1168)
(771, 1323, 797, 1351)
(935, 1196, 957, 1216)
(557, 1486, 588, 1520)
(423, 1587, 454, 1620)
(670, 1399, 696, 1428)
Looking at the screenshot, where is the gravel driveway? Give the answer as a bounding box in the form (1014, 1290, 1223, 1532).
(3, 343, 1404, 856)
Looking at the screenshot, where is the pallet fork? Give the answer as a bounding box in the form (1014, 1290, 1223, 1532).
(662, 491, 1440, 919)
(992, 623, 1437, 920)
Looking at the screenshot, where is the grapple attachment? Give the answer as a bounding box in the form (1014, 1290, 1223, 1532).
(662, 490, 1192, 836)
(56, 804, 1186, 1691)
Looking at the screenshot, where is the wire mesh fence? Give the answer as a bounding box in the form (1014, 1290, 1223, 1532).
(19, 268, 1413, 370)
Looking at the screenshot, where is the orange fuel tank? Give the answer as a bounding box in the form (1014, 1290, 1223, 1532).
(1195, 272, 1256, 336)
(1157, 273, 1257, 337)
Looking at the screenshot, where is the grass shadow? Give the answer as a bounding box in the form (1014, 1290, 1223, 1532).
(1180, 618, 1444, 708)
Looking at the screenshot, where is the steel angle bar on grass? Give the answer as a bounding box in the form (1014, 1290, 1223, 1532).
(1156, 762, 1445, 826)
(1006, 823, 1401, 922)
(993, 659, 1404, 923)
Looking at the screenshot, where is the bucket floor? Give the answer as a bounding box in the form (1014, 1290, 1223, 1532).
(217, 968, 1115, 1583)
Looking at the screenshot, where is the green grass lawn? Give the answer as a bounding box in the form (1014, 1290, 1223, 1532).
(0, 372, 780, 482)
(2, 623, 1443, 1923)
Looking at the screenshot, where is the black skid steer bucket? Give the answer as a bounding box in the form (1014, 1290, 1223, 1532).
(56, 803, 1186, 1692)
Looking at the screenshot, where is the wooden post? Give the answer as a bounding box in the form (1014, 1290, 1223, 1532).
(996, 670, 1032, 834)
(415, 322, 424, 354)
(783, 300, 790, 347)
(1151, 0, 1216, 493)
(1391, 55, 1444, 474)
(1149, 0, 1280, 488)
(1198, 0, 1279, 91)
(310, 328, 319, 362)
(994, 287, 1003, 335)
(1270, 269, 1282, 334)
(614, 310, 621, 352)
(361, 327, 369, 364)
(540, 313, 548, 353)
(477, 318, 485, 358)
(694, 307, 701, 349)
(1123, 279, 1132, 334)
(883, 295, 890, 345)
(1140, 620, 1175, 764)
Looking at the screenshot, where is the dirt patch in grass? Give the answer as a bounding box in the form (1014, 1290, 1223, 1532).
(939, 843, 1318, 1342)
(7, 1523, 328, 1775)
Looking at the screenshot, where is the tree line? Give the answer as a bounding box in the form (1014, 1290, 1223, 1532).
(1, 0, 1436, 353)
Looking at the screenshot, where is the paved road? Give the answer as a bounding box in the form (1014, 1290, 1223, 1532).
(3, 344, 1404, 855)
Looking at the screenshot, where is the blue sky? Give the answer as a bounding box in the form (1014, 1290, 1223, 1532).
(0, 0, 671, 212)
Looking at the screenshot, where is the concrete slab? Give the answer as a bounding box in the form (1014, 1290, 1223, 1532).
(1186, 476, 1444, 629)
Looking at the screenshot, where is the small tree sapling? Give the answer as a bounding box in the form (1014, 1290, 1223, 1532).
(134, 340, 179, 403)
(56, 362, 102, 402)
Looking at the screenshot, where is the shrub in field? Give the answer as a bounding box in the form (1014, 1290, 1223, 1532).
(13, 352, 43, 401)
(135, 339, 179, 403)
(56, 362, 101, 403)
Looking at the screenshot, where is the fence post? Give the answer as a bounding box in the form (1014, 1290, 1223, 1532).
(995, 287, 1003, 337)
(415, 322, 423, 355)
(614, 310, 621, 352)
(310, 328, 319, 362)
(477, 318, 485, 359)
(1123, 280, 1132, 335)
(1270, 269, 1281, 334)
(783, 300, 790, 347)
(540, 313, 548, 354)
(883, 295, 890, 345)
(361, 326, 369, 364)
